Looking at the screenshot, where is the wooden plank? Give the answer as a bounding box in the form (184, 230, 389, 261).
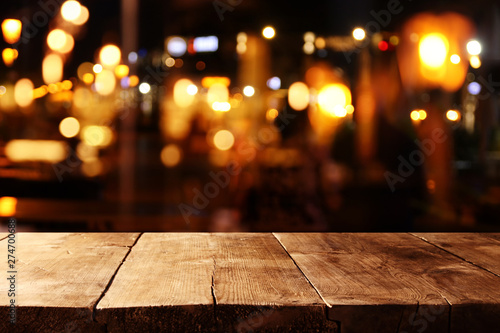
(0, 232, 139, 332)
(211, 233, 338, 332)
(275, 233, 500, 333)
(95, 233, 217, 332)
(96, 233, 338, 332)
(413, 233, 500, 276)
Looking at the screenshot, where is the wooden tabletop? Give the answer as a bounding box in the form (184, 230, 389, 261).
(1, 233, 499, 332)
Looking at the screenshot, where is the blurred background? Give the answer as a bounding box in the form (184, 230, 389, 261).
(1, 0, 499, 232)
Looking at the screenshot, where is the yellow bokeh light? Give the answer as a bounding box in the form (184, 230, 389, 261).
(418, 110, 427, 120)
(288, 82, 309, 111)
(450, 54, 460, 64)
(42, 53, 64, 84)
(129, 75, 139, 87)
(47, 29, 74, 53)
(82, 159, 103, 177)
(14, 78, 34, 108)
(76, 143, 98, 162)
(95, 69, 116, 96)
(317, 83, 352, 117)
(389, 35, 399, 46)
(207, 83, 229, 105)
(0, 197, 17, 217)
(173, 78, 195, 107)
(5, 140, 67, 163)
(446, 109, 460, 121)
(201, 77, 230, 88)
(418, 33, 448, 69)
(236, 43, 247, 54)
(213, 130, 235, 151)
(61, 80, 73, 91)
(1, 19, 22, 44)
(266, 108, 279, 121)
(470, 55, 481, 69)
(82, 73, 94, 84)
(303, 42, 315, 55)
(99, 44, 121, 68)
(352, 28, 366, 41)
(59, 117, 80, 138)
(212, 101, 231, 112)
(81, 126, 113, 147)
(33, 86, 48, 99)
(410, 110, 420, 121)
(315, 37, 326, 49)
(160, 144, 182, 167)
(262, 26, 275, 39)
(345, 105, 355, 114)
(114, 64, 129, 79)
(72, 5, 89, 25)
(61, 1, 82, 22)
(2, 48, 18, 67)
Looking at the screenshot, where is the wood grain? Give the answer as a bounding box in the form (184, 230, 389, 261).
(95, 233, 218, 332)
(0, 232, 139, 332)
(412, 233, 500, 276)
(274, 233, 500, 333)
(212, 233, 338, 332)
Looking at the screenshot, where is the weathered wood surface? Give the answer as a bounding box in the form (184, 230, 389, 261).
(211, 233, 337, 332)
(412, 233, 500, 276)
(274, 233, 500, 333)
(96, 233, 338, 332)
(1, 233, 499, 332)
(0, 233, 139, 332)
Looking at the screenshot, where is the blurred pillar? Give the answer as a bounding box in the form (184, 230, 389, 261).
(237, 34, 270, 117)
(119, 0, 138, 214)
(355, 48, 377, 165)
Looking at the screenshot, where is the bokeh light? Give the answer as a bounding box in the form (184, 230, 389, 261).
(288, 82, 309, 111)
(81, 126, 113, 147)
(14, 78, 34, 107)
(2, 48, 18, 67)
(262, 26, 275, 39)
(59, 117, 80, 138)
(446, 110, 460, 121)
(99, 44, 121, 68)
(0, 197, 17, 217)
(1, 19, 22, 44)
(114, 64, 129, 79)
(139, 82, 151, 94)
(317, 83, 351, 117)
(470, 55, 481, 69)
(419, 33, 448, 68)
(213, 130, 235, 151)
(61, 1, 82, 22)
(173, 79, 195, 107)
(450, 54, 460, 64)
(352, 28, 366, 41)
(95, 69, 116, 96)
(467, 82, 481, 95)
(43, 53, 63, 84)
(466, 40, 482, 56)
(161, 144, 182, 167)
(243, 85, 255, 97)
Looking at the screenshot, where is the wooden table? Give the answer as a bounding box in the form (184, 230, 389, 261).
(1, 233, 499, 332)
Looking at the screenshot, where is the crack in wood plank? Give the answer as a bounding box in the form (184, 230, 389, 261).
(211, 254, 217, 327)
(409, 233, 500, 279)
(92, 232, 144, 323)
(272, 232, 332, 308)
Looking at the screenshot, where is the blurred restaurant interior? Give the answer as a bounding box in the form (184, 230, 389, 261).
(0, 0, 500, 232)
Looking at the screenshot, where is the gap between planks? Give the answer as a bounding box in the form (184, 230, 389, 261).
(408, 233, 500, 279)
(92, 232, 144, 322)
(271, 232, 332, 308)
